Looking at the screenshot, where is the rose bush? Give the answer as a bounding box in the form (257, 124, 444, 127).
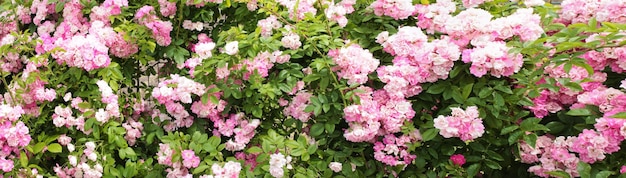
(2, 0, 626, 177)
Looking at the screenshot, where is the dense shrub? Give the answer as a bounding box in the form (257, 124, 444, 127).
(2, 0, 626, 177)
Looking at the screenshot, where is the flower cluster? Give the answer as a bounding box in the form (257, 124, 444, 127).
(222, 41, 239, 55)
(258, 15, 282, 37)
(461, 41, 523, 78)
(134, 6, 173, 46)
(239, 50, 289, 80)
(328, 162, 342, 172)
(0, 104, 30, 173)
(450, 154, 465, 166)
(152, 74, 206, 131)
(236, 152, 260, 171)
(373, 134, 419, 166)
(521, 136, 580, 177)
(283, 91, 313, 122)
(323, 0, 356, 27)
(370, 0, 414, 20)
(223, 113, 261, 151)
(122, 119, 143, 146)
(158, 0, 177, 17)
(51, 32, 111, 71)
(528, 65, 606, 118)
(200, 161, 242, 177)
(95, 80, 120, 123)
(343, 87, 416, 142)
(156, 143, 198, 177)
(559, 0, 626, 24)
(54, 142, 105, 178)
(329, 43, 380, 85)
(433, 106, 484, 142)
(90, 0, 129, 23)
(377, 26, 459, 98)
(269, 153, 292, 178)
(277, 0, 317, 20)
(281, 26, 301, 50)
(181, 150, 200, 168)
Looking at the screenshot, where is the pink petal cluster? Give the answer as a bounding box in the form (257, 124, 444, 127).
(223, 113, 261, 151)
(182, 20, 204, 31)
(122, 119, 143, 146)
(415, 0, 456, 34)
(433, 106, 484, 142)
(461, 0, 493, 8)
(269, 153, 292, 178)
(377, 27, 459, 98)
(415, 4, 543, 45)
(235, 152, 260, 171)
(158, 0, 177, 17)
(29, 0, 55, 26)
(343, 87, 416, 142)
(277, 0, 317, 20)
(89, 0, 129, 23)
(373, 134, 419, 166)
(559, 0, 626, 24)
(51, 33, 111, 71)
(461, 41, 523, 78)
(238, 51, 288, 80)
(329, 43, 380, 85)
(54, 141, 105, 178)
(95, 80, 120, 123)
(370, 0, 414, 20)
(323, 0, 356, 27)
(152, 74, 206, 131)
(0, 104, 30, 173)
(185, 0, 223, 8)
(283, 91, 313, 122)
(521, 136, 580, 178)
(281, 33, 301, 50)
(528, 64, 606, 118)
(450, 154, 466, 166)
(202, 161, 241, 177)
(181, 150, 200, 168)
(134, 6, 173, 46)
(258, 15, 282, 37)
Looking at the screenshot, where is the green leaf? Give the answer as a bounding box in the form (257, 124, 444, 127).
(20, 151, 27, 167)
(483, 159, 502, 170)
(78, 102, 91, 109)
(566, 108, 592, 116)
(508, 131, 523, 145)
(462, 83, 474, 99)
(500, 125, 519, 135)
(208, 136, 221, 147)
(193, 165, 210, 174)
(494, 85, 513, 94)
(595, 171, 614, 178)
(577, 161, 591, 178)
(426, 83, 447, 94)
(47, 143, 63, 153)
(33, 142, 46, 153)
(247, 146, 263, 154)
(421, 128, 438, 141)
(310, 123, 324, 137)
(85, 118, 97, 130)
(319, 77, 329, 90)
(467, 163, 481, 178)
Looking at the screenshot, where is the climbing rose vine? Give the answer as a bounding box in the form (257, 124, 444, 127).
(3, 0, 626, 177)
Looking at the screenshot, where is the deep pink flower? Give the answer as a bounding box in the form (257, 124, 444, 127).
(450, 154, 466, 166)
